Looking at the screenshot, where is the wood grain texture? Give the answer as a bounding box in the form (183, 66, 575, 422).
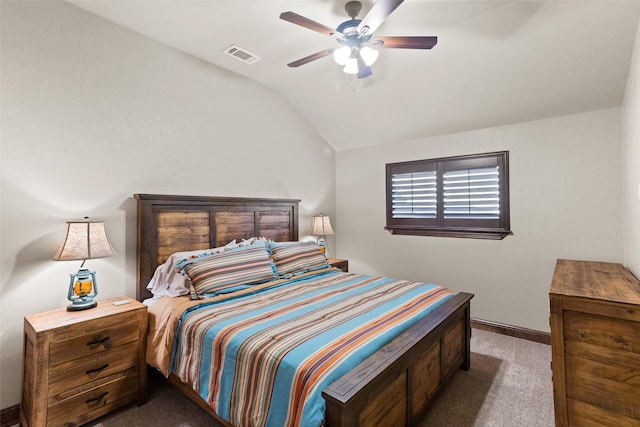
(48, 341, 138, 397)
(550, 259, 640, 305)
(46, 373, 138, 426)
(568, 398, 640, 427)
(359, 372, 407, 427)
(20, 297, 147, 427)
(408, 342, 440, 420)
(0, 404, 20, 427)
(135, 194, 300, 301)
(471, 318, 551, 344)
(550, 259, 640, 427)
(157, 211, 210, 264)
(442, 319, 464, 378)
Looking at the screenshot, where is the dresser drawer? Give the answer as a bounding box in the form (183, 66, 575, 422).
(46, 371, 138, 427)
(49, 322, 139, 366)
(48, 341, 138, 397)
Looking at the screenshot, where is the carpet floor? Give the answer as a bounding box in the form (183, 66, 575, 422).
(85, 329, 554, 426)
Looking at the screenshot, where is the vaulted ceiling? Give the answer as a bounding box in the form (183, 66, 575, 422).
(67, 1, 640, 151)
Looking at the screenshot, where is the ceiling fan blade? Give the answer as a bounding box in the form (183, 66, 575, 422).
(280, 11, 336, 37)
(357, 0, 404, 36)
(357, 56, 373, 79)
(287, 48, 334, 68)
(375, 36, 438, 49)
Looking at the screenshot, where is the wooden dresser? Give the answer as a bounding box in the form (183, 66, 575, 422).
(549, 259, 640, 426)
(21, 296, 148, 427)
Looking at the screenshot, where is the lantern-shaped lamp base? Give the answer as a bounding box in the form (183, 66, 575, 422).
(67, 268, 99, 311)
(67, 297, 98, 311)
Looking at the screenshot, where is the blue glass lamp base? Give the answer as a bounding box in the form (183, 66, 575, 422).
(67, 297, 98, 311)
(67, 267, 99, 311)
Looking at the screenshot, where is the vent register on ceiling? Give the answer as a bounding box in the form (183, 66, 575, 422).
(223, 45, 261, 64)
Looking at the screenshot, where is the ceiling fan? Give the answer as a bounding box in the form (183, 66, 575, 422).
(280, 0, 437, 79)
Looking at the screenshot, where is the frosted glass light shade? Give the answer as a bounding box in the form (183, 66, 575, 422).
(333, 46, 351, 65)
(343, 58, 359, 74)
(360, 46, 379, 66)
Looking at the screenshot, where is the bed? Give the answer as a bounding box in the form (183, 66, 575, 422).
(135, 193, 473, 427)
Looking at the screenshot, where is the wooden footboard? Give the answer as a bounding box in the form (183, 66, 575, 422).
(322, 292, 473, 427)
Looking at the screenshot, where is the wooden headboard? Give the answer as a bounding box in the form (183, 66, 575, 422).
(135, 194, 300, 301)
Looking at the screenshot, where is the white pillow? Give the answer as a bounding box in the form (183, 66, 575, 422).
(146, 240, 237, 297)
(237, 236, 271, 247)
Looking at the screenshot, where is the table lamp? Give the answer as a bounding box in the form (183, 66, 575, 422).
(310, 214, 334, 254)
(53, 217, 115, 311)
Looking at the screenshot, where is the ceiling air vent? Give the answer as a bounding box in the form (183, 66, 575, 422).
(223, 45, 261, 64)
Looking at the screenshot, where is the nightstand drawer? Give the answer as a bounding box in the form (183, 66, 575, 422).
(49, 321, 138, 366)
(48, 341, 138, 397)
(47, 372, 138, 427)
(21, 297, 148, 427)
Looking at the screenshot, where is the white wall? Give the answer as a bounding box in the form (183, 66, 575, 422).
(0, 1, 335, 408)
(622, 19, 640, 278)
(336, 108, 623, 333)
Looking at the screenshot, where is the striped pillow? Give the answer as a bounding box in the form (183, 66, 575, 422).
(181, 241, 277, 298)
(269, 241, 329, 278)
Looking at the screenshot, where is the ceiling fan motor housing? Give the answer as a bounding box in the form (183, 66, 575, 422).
(345, 1, 363, 19)
(336, 19, 372, 49)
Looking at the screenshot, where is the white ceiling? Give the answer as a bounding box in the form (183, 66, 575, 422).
(67, 0, 640, 151)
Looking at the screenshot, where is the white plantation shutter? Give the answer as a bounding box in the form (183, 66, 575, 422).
(386, 151, 511, 239)
(443, 166, 500, 219)
(391, 171, 437, 218)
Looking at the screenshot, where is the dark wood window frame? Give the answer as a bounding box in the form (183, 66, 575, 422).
(385, 151, 512, 240)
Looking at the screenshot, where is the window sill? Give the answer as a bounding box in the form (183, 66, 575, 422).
(385, 227, 513, 240)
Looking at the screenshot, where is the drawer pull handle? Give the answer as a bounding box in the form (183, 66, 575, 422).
(85, 391, 108, 404)
(86, 336, 110, 347)
(86, 364, 109, 375)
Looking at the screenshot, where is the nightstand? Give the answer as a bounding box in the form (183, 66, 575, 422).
(20, 296, 147, 427)
(327, 257, 349, 272)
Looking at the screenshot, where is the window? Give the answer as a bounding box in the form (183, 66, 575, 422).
(386, 151, 511, 240)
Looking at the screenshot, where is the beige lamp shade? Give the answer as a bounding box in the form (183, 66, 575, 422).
(310, 214, 334, 237)
(53, 218, 115, 261)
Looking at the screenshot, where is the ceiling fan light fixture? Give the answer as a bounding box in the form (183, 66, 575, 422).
(333, 46, 351, 65)
(280, 1, 438, 78)
(359, 46, 379, 66)
(343, 57, 359, 74)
